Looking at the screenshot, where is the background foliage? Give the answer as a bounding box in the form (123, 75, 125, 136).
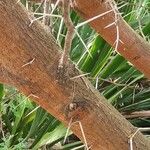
(0, 0, 150, 149)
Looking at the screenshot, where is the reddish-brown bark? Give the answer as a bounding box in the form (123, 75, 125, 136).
(0, 0, 150, 150)
(73, 0, 150, 78)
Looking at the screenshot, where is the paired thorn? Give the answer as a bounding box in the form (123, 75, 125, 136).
(128, 127, 150, 150)
(64, 117, 90, 150)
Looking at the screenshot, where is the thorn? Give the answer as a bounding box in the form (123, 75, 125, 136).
(70, 73, 90, 80)
(22, 58, 35, 68)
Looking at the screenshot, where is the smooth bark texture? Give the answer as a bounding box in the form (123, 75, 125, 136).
(73, 0, 150, 79)
(0, 0, 150, 150)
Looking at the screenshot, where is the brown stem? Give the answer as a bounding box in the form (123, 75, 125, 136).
(123, 111, 150, 119)
(73, 0, 150, 79)
(43, 0, 51, 26)
(58, 0, 74, 68)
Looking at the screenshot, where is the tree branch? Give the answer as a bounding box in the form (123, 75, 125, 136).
(73, 0, 150, 79)
(123, 110, 150, 119)
(0, 0, 150, 150)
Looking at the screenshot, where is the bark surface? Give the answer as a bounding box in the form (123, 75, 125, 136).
(0, 0, 150, 150)
(74, 0, 150, 79)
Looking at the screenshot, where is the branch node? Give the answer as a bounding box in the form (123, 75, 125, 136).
(56, 64, 69, 85)
(65, 100, 90, 121)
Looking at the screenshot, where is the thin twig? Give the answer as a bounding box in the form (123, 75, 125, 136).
(58, 0, 74, 68)
(43, 0, 51, 26)
(106, 0, 120, 51)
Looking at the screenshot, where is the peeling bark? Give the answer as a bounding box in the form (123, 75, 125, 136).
(0, 0, 150, 150)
